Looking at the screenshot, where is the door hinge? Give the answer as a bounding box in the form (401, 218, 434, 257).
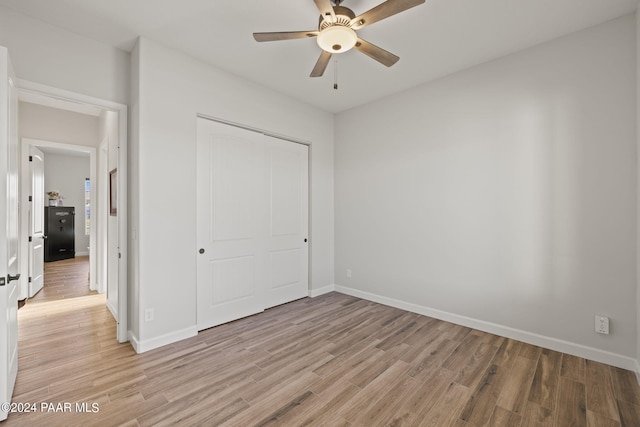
(28, 236, 32, 242)
(28, 277, 32, 283)
(29, 155, 33, 162)
(28, 195, 32, 202)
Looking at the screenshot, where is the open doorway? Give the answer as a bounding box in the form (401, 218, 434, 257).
(21, 138, 95, 295)
(16, 81, 128, 343)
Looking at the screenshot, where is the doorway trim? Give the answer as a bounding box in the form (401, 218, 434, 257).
(16, 79, 128, 343)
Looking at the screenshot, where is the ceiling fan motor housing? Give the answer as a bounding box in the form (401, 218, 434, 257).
(318, 5, 356, 29)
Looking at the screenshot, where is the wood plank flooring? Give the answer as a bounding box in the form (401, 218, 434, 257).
(32, 256, 97, 302)
(4, 257, 640, 426)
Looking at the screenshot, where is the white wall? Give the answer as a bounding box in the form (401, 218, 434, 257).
(335, 15, 637, 369)
(19, 102, 100, 148)
(130, 37, 334, 351)
(42, 153, 90, 255)
(0, 5, 129, 105)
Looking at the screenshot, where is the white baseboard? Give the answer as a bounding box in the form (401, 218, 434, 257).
(334, 285, 637, 371)
(309, 284, 336, 297)
(128, 331, 139, 352)
(635, 360, 640, 385)
(75, 251, 89, 257)
(130, 326, 198, 354)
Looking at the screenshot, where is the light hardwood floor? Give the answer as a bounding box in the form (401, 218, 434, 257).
(4, 256, 640, 426)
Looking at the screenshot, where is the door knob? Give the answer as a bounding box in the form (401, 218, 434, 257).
(199, 248, 205, 254)
(7, 273, 21, 283)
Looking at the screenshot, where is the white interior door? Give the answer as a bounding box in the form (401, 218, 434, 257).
(196, 119, 309, 330)
(264, 137, 308, 308)
(196, 120, 267, 330)
(28, 146, 45, 297)
(0, 45, 19, 422)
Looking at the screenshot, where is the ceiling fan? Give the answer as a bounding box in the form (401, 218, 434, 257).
(253, 0, 425, 77)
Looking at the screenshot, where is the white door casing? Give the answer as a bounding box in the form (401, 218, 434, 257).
(115, 119, 128, 344)
(196, 118, 309, 331)
(0, 46, 19, 422)
(29, 147, 45, 297)
(98, 138, 108, 295)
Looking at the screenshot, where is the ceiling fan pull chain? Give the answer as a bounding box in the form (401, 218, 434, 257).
(334, 59, 339, 90)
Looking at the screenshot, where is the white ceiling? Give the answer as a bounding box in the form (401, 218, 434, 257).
(0, 0, 636, 113)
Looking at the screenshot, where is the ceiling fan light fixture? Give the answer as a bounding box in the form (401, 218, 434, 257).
(253, 0, 426, 77)
(316, 25, 357, 53)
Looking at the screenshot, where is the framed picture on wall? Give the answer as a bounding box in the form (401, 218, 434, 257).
(109, 168, 117, 216)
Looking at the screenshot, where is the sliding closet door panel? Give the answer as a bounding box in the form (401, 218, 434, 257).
(196, 118, 309, 330)
(265, 137, 309, 308)
(196, 119, 266, 330)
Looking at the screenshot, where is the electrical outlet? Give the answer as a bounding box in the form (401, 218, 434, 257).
(595, 315, 609, 334)
(346, 269, 352, 278)
(145, 308, 154, 322)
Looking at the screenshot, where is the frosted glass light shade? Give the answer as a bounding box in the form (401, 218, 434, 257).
(316, 26, 357, 53)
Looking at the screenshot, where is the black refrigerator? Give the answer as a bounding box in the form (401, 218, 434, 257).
(44, 206, 75, 262)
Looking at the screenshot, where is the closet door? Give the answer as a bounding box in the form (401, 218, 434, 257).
(264, 136, 308, 308)
(196, 118, 308, 330)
